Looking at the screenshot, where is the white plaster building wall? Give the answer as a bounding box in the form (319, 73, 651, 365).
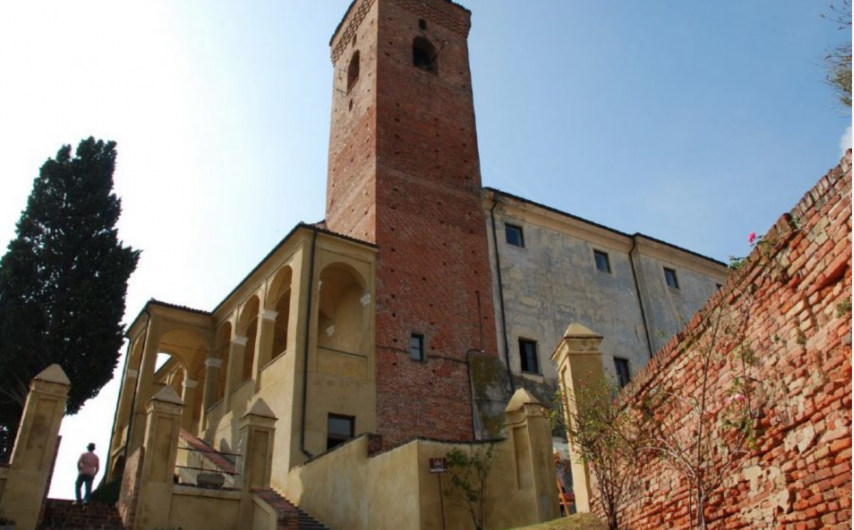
(486, 208, 651, 390)
(484, 192, 727, 392)
(633, 249, 724, 353)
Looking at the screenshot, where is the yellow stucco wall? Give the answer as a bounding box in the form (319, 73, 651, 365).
(286, 426, 558, 530)
(252, 496, 277, 530)
(166, 487, 242, 530)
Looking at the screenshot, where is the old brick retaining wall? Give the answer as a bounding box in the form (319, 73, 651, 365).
(117, 448, 144, 530)
(610, 152, 852, 530)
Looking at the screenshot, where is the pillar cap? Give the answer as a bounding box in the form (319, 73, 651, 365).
(150, 386, 184, 405)
(242, 397, 277, 420)
(562, 323, 602, 339)
(505, 388, 542, 412)
(34, 364, 71, 386)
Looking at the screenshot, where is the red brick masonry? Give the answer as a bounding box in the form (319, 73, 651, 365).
(611, 152, 852, 530)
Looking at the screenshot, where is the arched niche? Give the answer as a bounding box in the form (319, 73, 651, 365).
(156, 327, 211, 373)
(152, 352, 188, 408)
(317, 263, 368, 355)
(167, 363, 186, 396)
(111, 454, 126, 482)
(237, 296, 261, 384)
(269, 266, 294, 360)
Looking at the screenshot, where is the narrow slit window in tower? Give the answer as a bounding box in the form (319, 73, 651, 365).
(347, 51, 360, 92)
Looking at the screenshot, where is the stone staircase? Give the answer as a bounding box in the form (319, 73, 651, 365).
(38, 499, 124, 530)
(253, 488, 331, 530)
(180, 430, 331, 530)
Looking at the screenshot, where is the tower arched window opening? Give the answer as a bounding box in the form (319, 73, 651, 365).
(413, 37, 437, 74)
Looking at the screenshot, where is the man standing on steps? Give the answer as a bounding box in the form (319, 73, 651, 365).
(75, 443, 99, 505)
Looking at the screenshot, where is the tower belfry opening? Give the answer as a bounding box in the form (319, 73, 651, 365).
(412, 37, 437, 73)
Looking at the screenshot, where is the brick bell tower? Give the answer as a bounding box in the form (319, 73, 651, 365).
(326, 0, 499, 446)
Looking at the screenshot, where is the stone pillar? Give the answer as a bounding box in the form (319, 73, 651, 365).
(254, 309, 278, 390)
(129, 322, 162, 455)
(135, 387, 184, 530)
(200, 357, 223, 429)
(237, 398, 277, 526)
(503, 388, 560, 524)
(224, 335, 248, 410)
(180, 379, 198, 432)
(0, 365, 70, 530)
(108, 363, 139, 481)
(110, 340, 140, 473)
(550, 323, 606, 513)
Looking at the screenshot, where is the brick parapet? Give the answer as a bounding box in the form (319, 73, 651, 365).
(330, 0, 471, 62)
(330, 0, 376, 63)
(608, 151, 852, 529)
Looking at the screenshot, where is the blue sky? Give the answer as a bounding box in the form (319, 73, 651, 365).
(0, 0, 849, 498)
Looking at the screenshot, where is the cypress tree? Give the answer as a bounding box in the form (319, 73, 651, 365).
(0, 137, 139, 456)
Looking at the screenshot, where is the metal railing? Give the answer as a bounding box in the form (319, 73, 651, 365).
(174, 445, 241, 489)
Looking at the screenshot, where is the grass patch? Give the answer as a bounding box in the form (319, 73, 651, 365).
(509, 513, 607, 530)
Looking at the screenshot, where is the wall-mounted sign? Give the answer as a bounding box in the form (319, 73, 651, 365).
(429, 457, 447, 474)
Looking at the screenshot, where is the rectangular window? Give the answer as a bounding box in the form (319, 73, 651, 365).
(594, 250, 611, 273)
(505, 224, 525, 247)
(327, 414, 355, 450)
(409, 333, 425, 361)
(614, 358, 631, 388)
(664, 267, 679, 289)
(519, 339, 539, 374)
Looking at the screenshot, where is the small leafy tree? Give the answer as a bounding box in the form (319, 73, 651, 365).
(637, 304, 757, 530)
(824, 0, 852, 108)
(559, 376, 642, 530)
(444, 442, 497, 530)
(635, 230, 792, 529)
(0, 138, 139, 449)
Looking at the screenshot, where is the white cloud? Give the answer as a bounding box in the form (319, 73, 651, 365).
(840, 125, 852, 157)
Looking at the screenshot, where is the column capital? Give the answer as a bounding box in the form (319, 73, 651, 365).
(205, 357, 223, 368)
(261, 309, 278, 321)
(233, 335, 249, 347)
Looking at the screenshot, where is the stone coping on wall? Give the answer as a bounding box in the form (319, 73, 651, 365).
(299, 432, 507, 467)
(618, 151, 852, 405)
(173, 484, 242, 500)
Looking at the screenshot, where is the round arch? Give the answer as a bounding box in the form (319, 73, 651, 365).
(317, 262, 369, 355)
